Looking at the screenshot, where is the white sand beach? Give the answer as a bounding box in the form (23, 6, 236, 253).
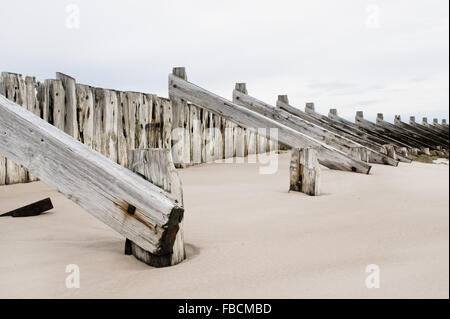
(0, 152, 448, 298)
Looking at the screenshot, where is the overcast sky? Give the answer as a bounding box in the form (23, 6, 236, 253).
(0, 0, 448, 122)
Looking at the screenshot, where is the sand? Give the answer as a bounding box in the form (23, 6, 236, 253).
(0, 152, 448, 299)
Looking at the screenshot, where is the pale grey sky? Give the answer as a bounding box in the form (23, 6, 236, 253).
(0, 0, 448, 122)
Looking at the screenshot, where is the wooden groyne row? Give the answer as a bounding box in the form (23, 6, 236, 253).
(0, 71, 276, 186)
(1, 66, 448, 267)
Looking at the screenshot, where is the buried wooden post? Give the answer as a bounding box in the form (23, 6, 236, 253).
(290, 148, 320, 196)
(421, 147, 431, 156)
(127, 148, 185, 267)
(1, 94, 184, 260)
(381, 144, 397, 160)
(350, 147, 369, 163)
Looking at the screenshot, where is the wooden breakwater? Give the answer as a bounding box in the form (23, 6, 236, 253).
(0, 71, 277, 186)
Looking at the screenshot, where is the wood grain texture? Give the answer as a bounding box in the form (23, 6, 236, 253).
(2, 72, 29, 184)
(56, 73, 79, 139)
(76, 84, 94, 149)
(128, 148, 185, 267)
(394, 116, 449, 147)
(0, 94, 183, 255)
(233, 89, 375, 161)
(274, 97, 400, 166)
(290, 148, 320, 196)
(169, 73, 371, 174)
(25, 76, 40, 182)
(326, 109, 411, 163)
(376, 115, 442, 150)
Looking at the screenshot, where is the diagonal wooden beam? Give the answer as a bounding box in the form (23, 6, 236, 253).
(0, 94, 183, 256)
(169, 69, 371, 174)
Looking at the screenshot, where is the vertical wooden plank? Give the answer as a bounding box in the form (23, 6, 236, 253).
(200, 108, 207, 163)
(76, 84, 94, 148)
(246, 128, 257, 162)
(147, 94, 160, 148)
(2, 72, 29, 184)
(213, 114, 223, 161)
(161, 98, 173, 149)
(234, 126, 245, 158)
(0, 75, 5, 185)
(49, 79, 66, 132)
(257, 132, 268, 155)
(36, 81, 48, 122)
(0, 155, 5, 185)
(56, 73, 79, 139)
(170, 68, 188, 168)
(224, 120, 234, 160)
(127, 148, 185, 267)
(190, 104, 202, 164)
(25, 76, 39, 182)
(290, 148, 320, 196)
(136, 93, 148, 149)
(126, 92, 139, 151)
(92, 88, 103, 153)
(103, 90, 118, 162)
(117, 91, 129, 167)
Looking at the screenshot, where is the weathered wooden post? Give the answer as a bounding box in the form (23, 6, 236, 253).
(170, 68, 372, 174)
(421, 147, 431, 156)
(381, 144, 397, 160)
(376, 113, 384, 123)
(290, 148, 320, 196)
(0, 94, 184, 264)
(399, 147, 408, 157)
(305, 102, 315, 114)
(350, 147, 369, 163)
(1, 72, 29, 185)
(409, 116, 416, 125)
(170, 67, 189, 168)
(442, 119, 447, 125)
(127, 148, 185, 267)
(422, 117, 428, 125)
(329, 109, 338, 117)
(56, 73, 79, 139)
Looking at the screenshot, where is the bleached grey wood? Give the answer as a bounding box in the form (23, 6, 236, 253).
(290, 148, 320, 196)
(169, 71, 371, 174)
(350, 147, 369, 163)
(324, 108, 411, 163)
(128, 148, 185, 267)
(376, 113, 442, 150)
(394, 115, 449, 148)
(276, 97, 400, 166)
(2, 72, 29, 184)
(0, 94, 184, 254)
(355, 111, 422, 152)
(137, 93, 149, 149)
(422, 117, 449, 136)
(117, 91, 129, 167)
(233, 88, 389, 165)
(25, 76, 40, 182)
(94, 89, 118, 162)
(410, 116, 449, 140)
(56, 73, 79, 139)
(76, 84, 94, 149)
(381, 144, 397, 160)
